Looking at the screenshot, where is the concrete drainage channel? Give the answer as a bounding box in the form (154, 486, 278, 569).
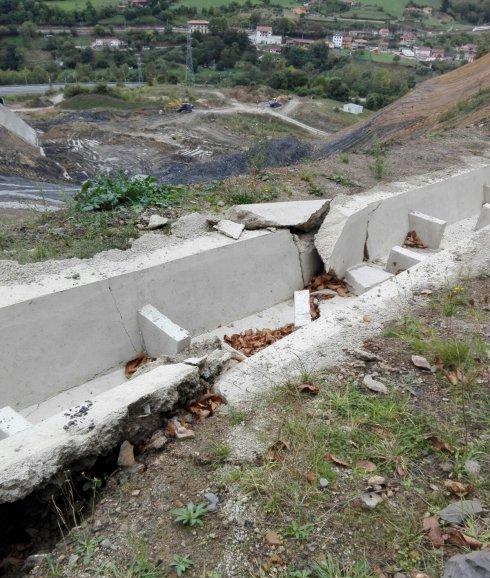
(0, 162, 488, 566)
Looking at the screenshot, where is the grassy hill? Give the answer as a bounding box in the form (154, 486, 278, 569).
(345, 0, 441, 19)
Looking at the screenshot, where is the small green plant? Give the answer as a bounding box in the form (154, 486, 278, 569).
(172, 502, 209, 527)
(284, 521, 315, 540)
(44, 556, 63, 577)
(430, 284, 467, 317)
(329, 171, 351, 186)
(370, 139, 385, 180)
(340, 152, 349, 164)
(308, 183, 323, 197)
(313, 555, 376, 577)
(170, 554, 193, 576)
(228, 408, 246, 425)
(74, 534, 102, 566)
(288, 570, 312, 578)
(299, 171, 313, 183)
(208, 442, 231, 464)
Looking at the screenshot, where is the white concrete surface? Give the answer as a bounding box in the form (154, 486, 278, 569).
(0, 230, 304, 410)
(475, 203, 490, 230)
(294, 290, 311, 328)
(345, 264, 394, 295)
(138, 304, 191, 356)
(315, 162, 490, 276)
(228, 200, 330, 231)
(484, 184, 490, 203)
(408, 211, 447, 249)
(0, 406, 31, 439)
(0, 363, 200, 503)
(386, 245, 426, 273)
(214, 219, 244, 240)
(218, 215, 489, 404)
(0, 103, 39, 148)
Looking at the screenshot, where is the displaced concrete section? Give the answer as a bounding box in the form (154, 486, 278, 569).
(345, 264, 393, 295)
(213, 219, 244, 240)
(385, 245, 426, 273)
(0, 406, 31, 440)
(408, 211, 447, 249)
(0, 104, 39, 148)
(475, 203, 490, 230)
(294, 290, 311, 328)
(228, 200, 330, 231)
(138, 304, 191, 356)
(315, 164, 489, 277)
(0, 363, 200, 504)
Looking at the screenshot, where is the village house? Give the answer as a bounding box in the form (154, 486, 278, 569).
(459, 43, 477, 62)
(352, 38, 368, 50)
(249, 26, 282, 46)
(187, 20, 210, 34)
(378, 28, 390, 37)
(400, 31, 415, 45)
(342, 35, 352, 49)
(332, 32, 343, 48)
(414, 45, 432, 60)
(431, 48, 445, 60)
(293, 6, 307, 15)
(91, 38, 126, 50)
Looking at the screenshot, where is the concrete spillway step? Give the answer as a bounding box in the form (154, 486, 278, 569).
(475, 203, 490, 230)
(386, 245, 428, 274)
(0, 406, 31, 439)
(345, 264, 393, 296)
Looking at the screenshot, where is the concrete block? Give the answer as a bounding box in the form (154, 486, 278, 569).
(294, 290, 311, 328)
(386, 245, 426, 274)
(0, 406, 31, 440)
(293, 233, 323, 284)
(475, 203, 490, 230)
(0, 103, 39, 148)
(213, 219, 244, 240)
(408, 211, 447, 249)
(228, 200, 330, 231)
(345, 264, 393, 296)
(138, 304, 190, 356)
(484, 184, 490, 204)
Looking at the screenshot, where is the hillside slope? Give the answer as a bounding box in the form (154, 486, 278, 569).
(321, 54, 490, 155)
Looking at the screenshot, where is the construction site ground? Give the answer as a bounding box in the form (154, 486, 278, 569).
(12, 275, 489, 578)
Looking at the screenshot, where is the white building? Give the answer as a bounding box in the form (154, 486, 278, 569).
(332, 32, 343, 48)
(343, 103, 364, 115)
(91, 38, 126, 50)
(248, 26, 282, 46)
(187, 20, 209, 34)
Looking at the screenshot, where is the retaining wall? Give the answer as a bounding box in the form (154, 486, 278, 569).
(316, 164, 490, 276)
(0, 230, 306, 410)
(0, 104, 39, 148)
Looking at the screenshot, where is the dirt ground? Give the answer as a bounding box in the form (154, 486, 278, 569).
(6, 276, 486, 578)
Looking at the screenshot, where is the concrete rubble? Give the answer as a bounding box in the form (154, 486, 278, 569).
(213, 219, 245, 240)
(227, 199, 330, 231)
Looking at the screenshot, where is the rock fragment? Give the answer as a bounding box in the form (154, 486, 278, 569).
(438, 500, 483, 524)
(117, 440, 136, 467)
(213, 219, 245, 240)
(442, 550, 490, 578)
(362, 375, 388, 394)
(147, 215, 169, 230)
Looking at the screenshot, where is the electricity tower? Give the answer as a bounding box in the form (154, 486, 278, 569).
(185, 28, 195, 86)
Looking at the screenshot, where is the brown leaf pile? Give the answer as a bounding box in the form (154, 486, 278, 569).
(186, 390, 223, 419)
(307, 272, 350, 297)
(423, 515, 483, 549)
(224, 324, 295, 357)
(124, 352, 154, 378)
(404, 230, 427, 249)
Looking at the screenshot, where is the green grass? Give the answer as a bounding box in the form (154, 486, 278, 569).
(59, 94, 152, 111)
(292, 98, 371, 133)
(210, 112, 312, 140)
(347, 0, 440, 18)
(178, 0, 295, 7)
(45, 0, 118, 10)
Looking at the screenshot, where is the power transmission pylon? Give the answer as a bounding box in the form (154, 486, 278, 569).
(185, 28, 195, 86)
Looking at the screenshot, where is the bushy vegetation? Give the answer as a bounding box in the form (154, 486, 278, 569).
(75, 174, 189, 211)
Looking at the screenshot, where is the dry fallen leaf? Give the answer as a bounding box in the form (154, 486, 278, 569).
(324, 453, 349, 467)
(299, 383, 320, 395)
(265, 439, 291, 462)
(224, 324, 295, 357)
(356, 459, 377, 472)
(187, 391, 223, 419)
(124, 352, 154, 378)
(425, 434, 453, 453)
(404, 230, 427, 249)
(363, 314, 372, 323)
(443, 527, 482, 549)
(444, 369, 459, 385)
(422, 515, 444, 548)
(444, 479, 474, 497)
(305, 470, 316, 484)
(264, 531, 282, 546)
(395, 457, 407, 477)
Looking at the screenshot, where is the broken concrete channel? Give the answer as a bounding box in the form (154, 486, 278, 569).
(0, 163, 488, 563)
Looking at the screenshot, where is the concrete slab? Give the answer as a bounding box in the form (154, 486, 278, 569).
(475, 203, 490, 230)
(345, 264, 393, 296)
(484, 184, 490, 203)
(138, 304, 191, 356)
(293, 233, 323, 285)
(0, 363, 200, 503)
(0, 406, 31, 439)
(213, 220, 244, 240)
(408, 211, 447, 249)
(228, 200, 330, 232)
(386, 245, 426, 274)
(294, 290, 311, 328)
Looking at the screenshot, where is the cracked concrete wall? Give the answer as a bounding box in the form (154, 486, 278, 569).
(0, 230, 304, 410)
(315, 164, 490, 276)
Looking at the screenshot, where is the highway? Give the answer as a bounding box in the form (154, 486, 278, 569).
(0, 82, 145, 96)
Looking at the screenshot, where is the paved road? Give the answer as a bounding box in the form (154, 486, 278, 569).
(0, 82, 145, 96)
(0, 176, 79, 211)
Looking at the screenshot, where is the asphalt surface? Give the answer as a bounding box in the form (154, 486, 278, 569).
(0, 82, 145, 96)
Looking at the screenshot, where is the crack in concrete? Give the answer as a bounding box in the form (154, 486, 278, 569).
(363, 200, 382, 261)
(107, 282, 138, 354)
